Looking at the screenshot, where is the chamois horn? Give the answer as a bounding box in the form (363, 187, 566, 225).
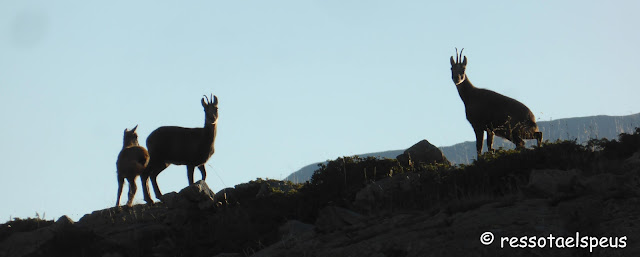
(455, 47, 459, 63)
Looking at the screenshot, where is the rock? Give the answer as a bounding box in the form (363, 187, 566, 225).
(354, 173, 421, 214)
(178, 180, 216, 209)
(279, 220, 315, 240)
(522, 169, 579, 198)
(161, 180, 216, 210)
(354, 182, 387, 213)
(214, 182, 261, 206)
(158, 191, 182, 208)
(315, 206, 364, 233)
(56, 215, 74, 226)
(396, 139, 450, 166)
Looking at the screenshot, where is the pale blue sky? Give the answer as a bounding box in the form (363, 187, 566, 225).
(1, 1, 638, 221)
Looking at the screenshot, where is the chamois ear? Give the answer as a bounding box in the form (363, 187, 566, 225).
(450, 56, 455, 66)
(201, 97, 207, 108)
(131, 125, 138, 133)
(212, 95, 218, 106)
(462, 56, 467, 66)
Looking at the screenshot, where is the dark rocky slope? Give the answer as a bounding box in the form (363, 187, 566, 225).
(2, 129, 640, 257)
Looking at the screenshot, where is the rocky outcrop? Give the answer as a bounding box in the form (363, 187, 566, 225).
(396, 139, 450, 166)
(161, 180, 216, 210)
(3, 136, 640, 257)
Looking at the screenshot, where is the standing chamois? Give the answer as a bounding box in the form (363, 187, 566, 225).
(450, 48, 542, 158)
(116, 125, 150, 208)
(142, 94, 219, 203)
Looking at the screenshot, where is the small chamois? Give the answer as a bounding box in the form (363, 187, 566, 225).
(142, 94, 219, 203)
(450, 48, 542, 157)
(116, 125, 150, 208)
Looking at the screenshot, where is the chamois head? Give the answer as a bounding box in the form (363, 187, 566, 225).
(450, 48, 467, 85)
(123, 125, 140, 147)
(201, 94, 219, 126)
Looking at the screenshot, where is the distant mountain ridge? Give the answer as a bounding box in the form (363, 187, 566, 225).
(285, 113, 640, 183)
(284, 150, 402, 183)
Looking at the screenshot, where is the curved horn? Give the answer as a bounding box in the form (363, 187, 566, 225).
(459, 48, 464, 61)
(203, 94, 210, 105)
(456, 47, 460, 63)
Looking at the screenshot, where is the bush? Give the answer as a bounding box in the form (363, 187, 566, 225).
(309, 156, 405, 205)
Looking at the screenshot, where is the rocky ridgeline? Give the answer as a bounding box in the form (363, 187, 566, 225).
(2, 134, 640, 257)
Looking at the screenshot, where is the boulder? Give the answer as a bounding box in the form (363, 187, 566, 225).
(354, 182, 387, 213)
(315, 206, 364, 233)
(279, 220, 315, 240)
(353, 173, 420, 214)
(522, 169, 579, 198)
(161, 180, 216, 210)
(396, 139, 450, 166)
(56, 215, 74, 226)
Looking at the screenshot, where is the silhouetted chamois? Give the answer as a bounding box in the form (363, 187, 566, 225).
(116, 125, 150, 208)
(142, 94, 219, 203)
(450, 49, 542, 157)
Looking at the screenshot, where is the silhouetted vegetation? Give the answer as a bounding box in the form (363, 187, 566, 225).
(0, 216, 54, 242)
(308, 156, 404, 204)
(2, 128, 639, 256)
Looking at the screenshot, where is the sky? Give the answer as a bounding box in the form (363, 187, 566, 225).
(1, 0, 639, 221)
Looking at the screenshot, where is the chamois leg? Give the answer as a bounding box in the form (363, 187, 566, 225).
(187, 165, 196, 185)
(150, 172, 162, 200)
(474, 127, 484, 158)
(126, 177, 137, 207)
(514, 135, 526, 149)
(116, 175, 125, 208)
(486, 130, 495, 153)
(197, 165, 207, 182)
(534, 132, 543, 147)
(145, 159, 169, 201)
(141, 173, 153, 204)
(150, 166, 168, 200)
